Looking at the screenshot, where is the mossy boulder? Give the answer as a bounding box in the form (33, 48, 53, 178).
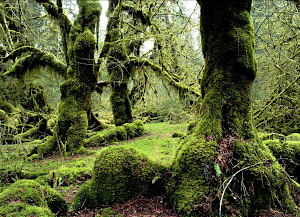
(70, 145, 166, 211)
(0, 179, 67, 216)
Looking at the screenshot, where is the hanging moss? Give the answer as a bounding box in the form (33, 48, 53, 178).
(20, 83, 52, 113)
(75, 0, 101, 33)
(3, 46, 67, 79)
(70, 145, 167, 211)
(0, 179, 67, 216)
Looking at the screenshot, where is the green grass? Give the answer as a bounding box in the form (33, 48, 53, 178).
(119, 122, 187, 165)
(0, 122, 188, 188)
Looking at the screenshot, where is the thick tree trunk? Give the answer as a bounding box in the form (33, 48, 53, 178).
(197, 0, 257, 141)
(167, 1, 298, 216)
(51, 0, 102, 152)
(103, 4, 133, 126)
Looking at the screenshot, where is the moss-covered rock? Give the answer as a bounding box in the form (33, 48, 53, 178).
(70, 145, 166, 211)
(0, 180, 67, 216)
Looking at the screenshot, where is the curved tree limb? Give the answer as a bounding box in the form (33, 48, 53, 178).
(3, 46, 67, 78)
(131, 57, 201, 98)
(254, 72, 300, 119)
(34, 0, 72, 64)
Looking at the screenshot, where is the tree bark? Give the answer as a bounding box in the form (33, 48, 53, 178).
(167, 1, 298, 216)
(101, 2, 133, 126)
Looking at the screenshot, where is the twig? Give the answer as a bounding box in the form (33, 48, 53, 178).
(219, 161, 269, 217)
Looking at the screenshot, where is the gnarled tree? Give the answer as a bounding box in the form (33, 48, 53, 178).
(167, 0, 299, 216)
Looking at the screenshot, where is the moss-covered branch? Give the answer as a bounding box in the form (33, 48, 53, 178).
(34, 0, 72, 64)
(122, 3, 152, 25)
(131, 57, 201, 98)
(84, 120, 144, 147)
(3, 46, 67, 78)
(254, 73, 300, 119)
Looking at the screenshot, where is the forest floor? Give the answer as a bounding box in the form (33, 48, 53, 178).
(0, 122, 299, 216)
(0, 122, 186, 216)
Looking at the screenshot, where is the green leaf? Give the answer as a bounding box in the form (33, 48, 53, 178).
(152, 175, 160, 184)
(214, 163, 222, 177)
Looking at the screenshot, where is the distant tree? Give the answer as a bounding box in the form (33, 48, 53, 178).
(252, 0, 300, 135)
(1, 0, 102, 153)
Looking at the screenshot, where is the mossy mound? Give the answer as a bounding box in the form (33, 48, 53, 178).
(84, 120, 144, 147)
(0, 179, 67, 216)
(70, 145, 166, 211)
(0, 203, 54, 217)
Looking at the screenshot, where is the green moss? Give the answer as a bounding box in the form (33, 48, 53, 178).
(172, 132, 185, 138)
(110, 83, 133, 126)
(234, 141, 298, 215)
(84, 120, 144, 147)
(286, 133, 300, 141)
(0, 203, 54, 217)
(69, 179, 98, 211)
(262, 139, 300, 178)
(0, 180, 67, 216)
(26, 154, 41, 162)
(167, 136, 218, 216)
(55, 79, 89, 152)
(70, 145, 166, 211)
(76, 0, 101, 32)
(47, 165, 92, 187)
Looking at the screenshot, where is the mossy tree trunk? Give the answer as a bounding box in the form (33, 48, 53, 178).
(55, 0, 101, 151)
(101, 1, 147, 126)
(168, 1, 299, 216)
(104, 10, 133, 126)
(197, 0, 257, 141)
(36, 0, 101, 153)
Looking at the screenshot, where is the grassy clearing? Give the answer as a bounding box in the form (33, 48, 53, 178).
(119, 122, 187, 165)
(0, 122, 187, 193)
